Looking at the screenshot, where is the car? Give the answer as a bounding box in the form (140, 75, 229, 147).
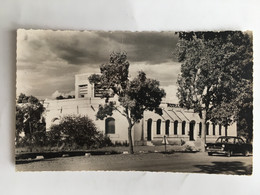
(205, 136, 252, 157)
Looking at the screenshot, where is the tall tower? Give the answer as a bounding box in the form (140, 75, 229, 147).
(75, 73, 93, 99)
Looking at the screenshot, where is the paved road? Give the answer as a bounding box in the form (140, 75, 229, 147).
(16, 152, 252, 175)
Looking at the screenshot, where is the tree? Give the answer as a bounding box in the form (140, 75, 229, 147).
(56, 95, 65, 100)
(55, 95, 75, 100)
(89, 52, 166, 154)
(176, 31, 253, 150)
(16, 94, 46, 148)
(48, 115, 112, 149)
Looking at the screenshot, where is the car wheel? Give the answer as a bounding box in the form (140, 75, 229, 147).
(243, 150, 250, 157)
(226, 150, 232, 157)
(208, 152, 213, 156)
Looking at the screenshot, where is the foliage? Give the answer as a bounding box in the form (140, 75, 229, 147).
(16, 93, 46, 147)
(237, 106, 253, 143)
(89, 52, 166, 153)
(56, 95, 75, 100)
(176, 31, 253, 144)
(47, 115, 113, 149)
(114, 141, 129, 147)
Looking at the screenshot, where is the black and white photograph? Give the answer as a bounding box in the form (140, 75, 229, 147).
(15, 29, 253, 174)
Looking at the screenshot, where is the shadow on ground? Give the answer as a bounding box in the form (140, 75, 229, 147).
(194, 161, 252, 175)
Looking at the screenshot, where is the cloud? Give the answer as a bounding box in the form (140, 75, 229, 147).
(96, 31, 179, 64)
(16, 30, 181, 99)
(17, 30, 179, 67)
(129, 61, 181, 86)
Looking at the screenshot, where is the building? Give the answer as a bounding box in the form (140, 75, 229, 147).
(44, 73, 237, 145)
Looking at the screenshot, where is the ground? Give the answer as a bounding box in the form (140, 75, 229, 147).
(16, 146, 252, 175)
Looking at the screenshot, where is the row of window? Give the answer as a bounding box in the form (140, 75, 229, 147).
(151, 119, 226, 136)
(53, 116, 227, 137)
(78, 83, 113, 98)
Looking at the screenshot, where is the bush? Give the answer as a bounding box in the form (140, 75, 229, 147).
(47, 115, 112, 150)
(113, 140, 129, 147)
(16, 129, 46, 148)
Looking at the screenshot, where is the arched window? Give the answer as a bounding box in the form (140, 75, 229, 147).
(212, 124, 216, 135)
(206, 122, 209, 135)
(174, 121, 178, 135)
(199, 122, 202, 136)
(182, 121, 186, 135)
(156, 119, 161, 135)
(225, 125, 228, 136)
(147, 119, 152, 141)
(165, 120, 170, 135)
(219, 124, 222, 135)
(105, 117, 115, 134)
(51, 117, 59, 123)
(189, 121, 196, 141)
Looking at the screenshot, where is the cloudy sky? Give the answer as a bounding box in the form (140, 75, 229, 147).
(16, 29, 181, 102)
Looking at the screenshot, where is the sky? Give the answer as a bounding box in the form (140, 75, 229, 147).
(16, 29, 181, 102)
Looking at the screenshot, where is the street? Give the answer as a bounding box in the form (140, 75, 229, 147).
(16, 152, 252, 175)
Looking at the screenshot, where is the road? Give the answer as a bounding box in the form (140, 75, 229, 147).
(16, 152, 253, 175)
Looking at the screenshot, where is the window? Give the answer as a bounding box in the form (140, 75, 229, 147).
(182, 121, 186, 135)
(165, 120, 170, 135)
(51, 117, 59, 123)
(235, 138, 245, 144)
(223, 137, 234, 144)
(212, 124, 216, 135)
(156, 119, 161, 135)
(147, 119, 152, 141)
(199, 122, 202, 136)
(225, 125, 228, 136)
(219, 124, 222, 135)
(105, 118, 115, 134)
(174, 121, 178, 135)
(94, 83, 103, 97)
(78, 84, 88, 98)
(94, 83, 114, 98)
(206, 122, 209, 135)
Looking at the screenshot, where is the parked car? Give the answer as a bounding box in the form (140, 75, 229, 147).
(205, 136, 252, 157)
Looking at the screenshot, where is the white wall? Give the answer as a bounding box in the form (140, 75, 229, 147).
(45, 98, 130, 143)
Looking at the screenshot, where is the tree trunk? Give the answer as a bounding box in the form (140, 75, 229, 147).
(200, 110, 207, 152)
(128, 125, 134, 154)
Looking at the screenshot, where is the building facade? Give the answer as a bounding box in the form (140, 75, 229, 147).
(44, 73, 237, 145)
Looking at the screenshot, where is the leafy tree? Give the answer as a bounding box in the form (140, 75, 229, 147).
(55, 95, 75, 100)
(56, 95, 65, 100)
(16, 94, 46, 148)
(47, 115, 112, 149)
(17, 93, 29, 103)
(176, 31, 253, 149)
(89, 52, 166, 154)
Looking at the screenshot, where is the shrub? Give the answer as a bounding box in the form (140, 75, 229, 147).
(47, 115, 112, 150)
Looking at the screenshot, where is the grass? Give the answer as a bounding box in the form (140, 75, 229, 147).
(15, 144, 200, 161)
(90, 144, 199, 153)
(16, 144, 199, 154)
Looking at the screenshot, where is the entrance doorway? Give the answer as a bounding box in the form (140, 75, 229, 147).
(189, 121, 196, 141)
(147, 119, 152, 141)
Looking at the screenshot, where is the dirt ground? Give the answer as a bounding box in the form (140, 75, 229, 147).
(16, 151, 252, 175)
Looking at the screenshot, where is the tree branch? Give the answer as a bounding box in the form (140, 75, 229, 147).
(114, 106, 127, 117)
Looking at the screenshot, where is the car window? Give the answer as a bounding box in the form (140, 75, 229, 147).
(222, 137, 234, 143)
(216, 138, 222, 143)
(235, 138, 244, 144)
